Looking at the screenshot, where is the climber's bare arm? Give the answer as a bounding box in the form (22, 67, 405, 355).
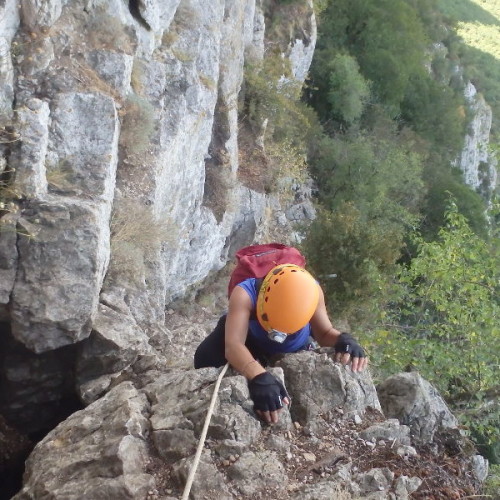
(225, 287, 290, 424)
(310, 287, 368, 372)
(225, 286, 266, 380)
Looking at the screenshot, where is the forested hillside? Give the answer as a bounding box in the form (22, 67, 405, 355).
(304, 0, 500, 489)
(245, 0, 499, 493)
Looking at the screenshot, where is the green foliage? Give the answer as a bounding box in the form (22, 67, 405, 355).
(304, 129, 426, 319)
(437, 0, 500, 136)
(240, 54, 321, 196)
(309, 49, 370, 126)
(484, 465, 500, 496)
(311, 0, 428, 116)
(421, 169, 489, 239)
(311, 133, 425, 217)
(367, 201, 499, 441)
(303, 204, 401, 322)
(468, 398, 500, 462)
(263, 0, 316, 50)
(325, 53, 370, 126)
(399, 202, 498, 363)
(242, 55, 302, 139)
(304, 0, 500, 462)
(401, 72, 466, 157)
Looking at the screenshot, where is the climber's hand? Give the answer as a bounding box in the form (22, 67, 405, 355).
(334, 332, 368, 372)
(248, 372, 290, 424)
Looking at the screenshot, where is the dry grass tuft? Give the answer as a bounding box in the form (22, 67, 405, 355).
(68, 59, 122, 102)
(86, 10, 136, 54)
(119, 94, 156, 156)
(111, 201, 175, 254)
(109, 200, 176, 281)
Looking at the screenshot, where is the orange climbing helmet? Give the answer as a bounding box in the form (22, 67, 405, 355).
(256, 264, 320, 341)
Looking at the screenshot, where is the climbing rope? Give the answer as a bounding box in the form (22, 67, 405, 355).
(181, 362, 229, 500)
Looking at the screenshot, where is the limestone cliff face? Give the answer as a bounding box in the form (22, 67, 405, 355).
(456, 82, 498, 198)
(0, 0, 317, 435)
(0, 0, 316, 351)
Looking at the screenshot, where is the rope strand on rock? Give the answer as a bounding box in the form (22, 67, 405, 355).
(181, 362, 229, 500)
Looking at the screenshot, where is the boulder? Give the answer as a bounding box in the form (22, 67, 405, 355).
(76, 302, 157, 403)
(276, 351, 381, 424)
(355, 467, 394, 496)
(10, 199, 112, 352)
(226, 450, 287, 497)
(359, 419, 412, 447)
(377, 372, 458, 445)
(469, 454, 489, 483)
(143, 368, 266, 461)
(393, 475, 423, 500)
(172, 450, 233, 500)
(13, 382, 154, 499)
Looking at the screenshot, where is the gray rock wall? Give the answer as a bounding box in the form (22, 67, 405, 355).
(456, 82, 498, 197)
(0, 0, 317, 435)
(0, 0, 317, 356)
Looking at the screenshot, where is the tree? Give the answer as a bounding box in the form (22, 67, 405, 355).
(401, 73, 466, 157)
(305, 131, 426, 319)
(367, 201, 499, 442)
(311, 0, 428, 116)
(325, 53, 371, 126)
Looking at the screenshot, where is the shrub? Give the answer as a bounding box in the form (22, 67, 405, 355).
(239, 54, 317, 199)
(302, 204, 403, 323)
(367, 201, 500, 444)
(326, 53, 371, 126)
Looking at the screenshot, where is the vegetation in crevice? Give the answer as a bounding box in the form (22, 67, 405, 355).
(238, 53, 318, 203)
(108, 200, 176, 284)
(204, 100, 234, 223)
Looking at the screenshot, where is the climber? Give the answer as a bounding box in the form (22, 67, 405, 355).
(194, 263, 368, 424)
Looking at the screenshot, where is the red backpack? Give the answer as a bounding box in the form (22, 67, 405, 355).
(227, 243, 306, 297)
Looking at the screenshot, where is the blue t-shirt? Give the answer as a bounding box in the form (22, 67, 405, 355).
(237, 278, 312, 354)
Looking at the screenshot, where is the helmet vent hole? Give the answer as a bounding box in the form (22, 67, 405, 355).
(274, 279, 279, 284)
(261, 313, 269, 321)
(291, 269, 297, 272)
(265, 297, 269, 302)
(267, 287, 271, 292)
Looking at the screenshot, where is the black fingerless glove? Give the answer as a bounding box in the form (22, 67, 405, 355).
(248, 372, 289, 412)
(334, 332, 365, 358)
